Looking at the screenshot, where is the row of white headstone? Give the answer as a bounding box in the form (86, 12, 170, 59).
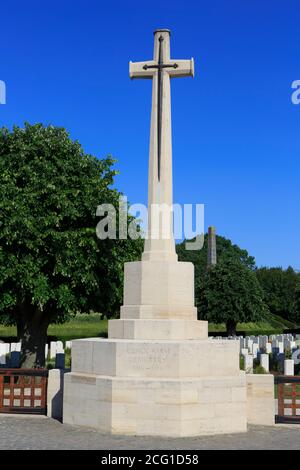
(213, 333, 300, 375)
(0, 340, 73, 366)
(48, 340, 72, 359)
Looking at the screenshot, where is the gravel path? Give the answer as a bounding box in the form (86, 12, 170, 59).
(0, 416, 300, 450)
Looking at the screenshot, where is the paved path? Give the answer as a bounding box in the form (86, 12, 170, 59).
(0, 416, 300, 450)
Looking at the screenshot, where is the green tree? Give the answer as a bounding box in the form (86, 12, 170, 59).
(0, 123, 143, 368)
(292, 277, 300, 324)
(177, 234, 255, 272)
(177, 233, 256, 308)
(197, 258, 268, 335)
(255, 266, 300, 322)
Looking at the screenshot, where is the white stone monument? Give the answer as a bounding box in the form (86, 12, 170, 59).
(63, 29, 247, 436)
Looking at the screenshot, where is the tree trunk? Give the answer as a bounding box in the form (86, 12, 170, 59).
(226, 319, 237, 336)
(18, 306, 49, 369)
(16, 316, 25, 342)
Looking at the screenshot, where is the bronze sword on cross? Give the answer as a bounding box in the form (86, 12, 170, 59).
(129, 29, 194, 182)
(142, 35, 178, 180)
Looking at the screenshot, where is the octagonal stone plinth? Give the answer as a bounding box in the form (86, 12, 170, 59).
(71, 338, 240, 379)
(63, 373, 247, 436)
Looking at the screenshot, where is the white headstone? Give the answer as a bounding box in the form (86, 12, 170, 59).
(265, 343, 272, 354)
(56, 341, 64, 353)
(247, 339, 253, 353)
(286, 340, 296, 351)
(284, 359, 294, 376)
(260, 354, 269, 372)
(278, 342, 284, 354)
(243, 354, 253, 373)
(252, 343, 259, 359)
(261, 335, 268, 348)
(0, 343, 8, 365)
(50, 341, 57, 359)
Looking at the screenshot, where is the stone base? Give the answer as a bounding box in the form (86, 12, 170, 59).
(108, 319, 208, 340)
(246, 374, 275, 426)
(63, 338, 248, 436)
(122, 260, 196, 319)
(120, 305, 197, 320)
(63, 373, 247, 437)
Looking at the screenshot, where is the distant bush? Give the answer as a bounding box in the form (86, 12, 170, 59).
(253, 365, 267, 374)
(285, 350, 292, 359)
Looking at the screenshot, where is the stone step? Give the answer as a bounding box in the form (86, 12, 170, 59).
(71, 338, 240, 378)
(108, 319, 208, 340)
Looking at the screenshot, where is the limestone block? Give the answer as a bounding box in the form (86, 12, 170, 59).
(63, 373, 247, 437)
(63, 373, 102, 429)
(121, 260, 196, 319)
(246, 374, 275, 425)
(71, 338, 240, 378)
(108, 319, 208, 340)
(121, 305, 197, 320)
(47, 369, 64, 420)
(71, 338, 94, 374)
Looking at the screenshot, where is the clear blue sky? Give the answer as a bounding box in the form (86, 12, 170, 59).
(1, 0, 299, 269)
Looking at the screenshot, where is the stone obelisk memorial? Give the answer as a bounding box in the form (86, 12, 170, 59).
(207, 226, 217, 268)
(63, 30, 247, 436)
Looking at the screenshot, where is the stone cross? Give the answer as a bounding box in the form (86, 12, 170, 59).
(207, 226, 217, 268)
(130, 29, 194, 261)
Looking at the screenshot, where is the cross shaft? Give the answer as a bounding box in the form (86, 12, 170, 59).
(129, 30, 194, 260)
(142, 36, 179, 180)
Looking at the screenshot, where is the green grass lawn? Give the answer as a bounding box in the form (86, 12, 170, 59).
(0, 314, 108, 343)
(209, 312, 297, 336)
(0, 311, 297, 343)
(208, 322, 283, 336)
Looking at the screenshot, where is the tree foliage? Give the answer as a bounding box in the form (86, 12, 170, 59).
(197, 258, 268, 335)
(255, 266, 300, 323)
(0, 123, 143, 367)
(177, 233, 255, 272)
(177, 234, 266, 335)
(177, 233, 255, 298)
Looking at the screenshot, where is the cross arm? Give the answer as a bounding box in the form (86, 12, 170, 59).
(129, 60, 156, 79)
(168, 58, 195, 78)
